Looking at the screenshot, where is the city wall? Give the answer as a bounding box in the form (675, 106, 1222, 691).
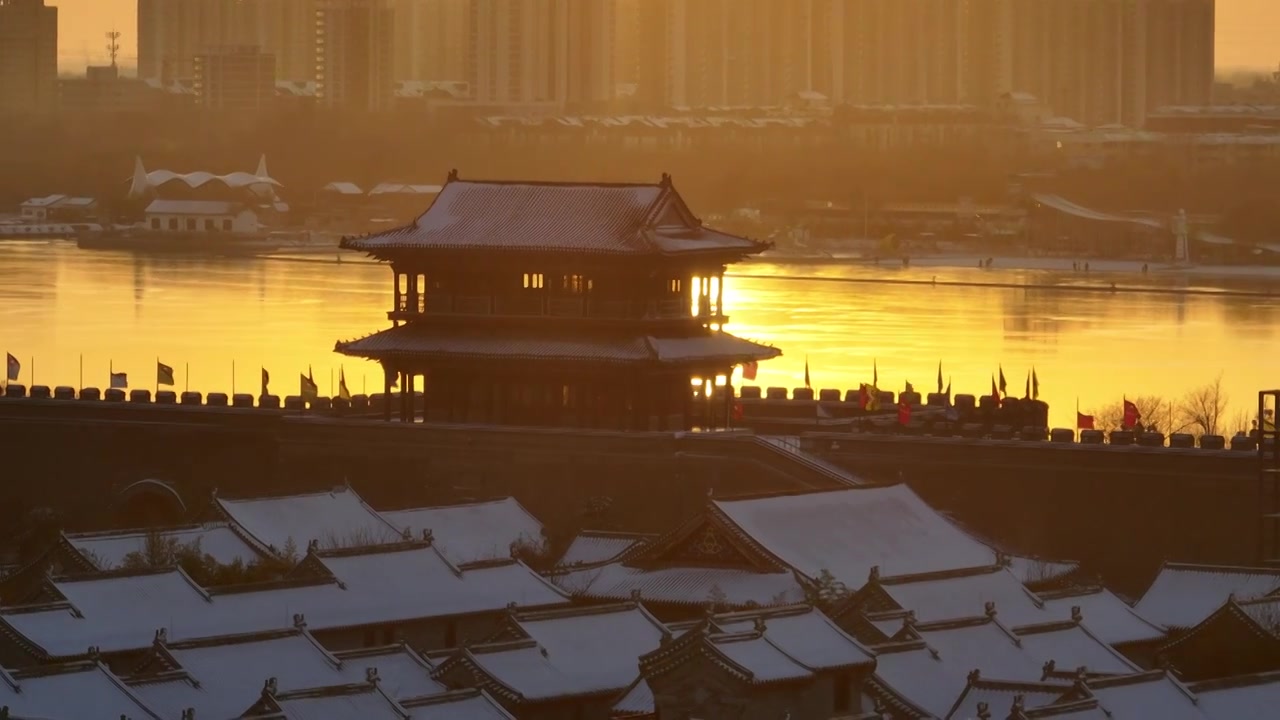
(0, 397, 1258, 594)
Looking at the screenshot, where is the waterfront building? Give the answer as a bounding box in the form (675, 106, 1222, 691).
(336, 172, 780, 431)
(143, 199, 260, 234)
(193, 45, 277, 112)
(316, 0, 395, 111)
(0, 0, 57, 114)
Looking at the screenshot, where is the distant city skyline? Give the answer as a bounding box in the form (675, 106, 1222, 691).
(52, 0, 1278, 74)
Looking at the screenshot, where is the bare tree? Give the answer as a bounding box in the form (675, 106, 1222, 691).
(1177, 373, 1229, 438)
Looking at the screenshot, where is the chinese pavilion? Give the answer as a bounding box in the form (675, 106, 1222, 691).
(336, 171, 780, 430)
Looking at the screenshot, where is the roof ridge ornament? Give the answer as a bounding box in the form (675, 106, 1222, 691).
(659, 172, 672, 188)
(447, 168, 459, 182)
(263, 677, 278, 698)
(1042, 660, 1056, 680)
(1071, 605, 1083, 623)
(984, 601, 997, 618)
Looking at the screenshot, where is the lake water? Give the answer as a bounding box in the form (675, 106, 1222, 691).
(2, 240, 1278, 431)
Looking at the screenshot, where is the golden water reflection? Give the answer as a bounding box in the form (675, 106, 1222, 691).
(2, 241, 1277, 431)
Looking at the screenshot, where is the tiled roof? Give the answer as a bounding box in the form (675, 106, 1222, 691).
(217, 486, 404, 556)
(555, 531, 650, 569)
(132, 629, 352, 720)
(1189, 669, 1280, 719)
(711, 632, 813, 683)
(145, 199, 243, 216)
(1082, 671, 1209, 720)
(336, 327, 779, 366)
(1038, 587, 1166, 646)
(945, 678, 1071, 720)
(712, 605, 874, 671)
(244, 682, 409, 720)
(65, 524, 263, 570)
(1012, 621, 1140, 675)
(1007, 556, 1081, 586)
(611, 676, 654, 717)
(1132, 563, 1280, 630)
(713, 485, 996, 585)
(400, 688, 517, 719)
(440, 604, 667, 702)
(341, 176, 763, 258)
(878, 566, 1049, 628)
(868, 641, 964, 718)
(332, 645, 445, 700)
(381, 498, 544, 565)
(0, 661, 163, 720)
(552, 563, 806, 608)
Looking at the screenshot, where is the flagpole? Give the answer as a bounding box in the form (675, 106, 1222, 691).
(156, 356, 159, 395)
(232, 360, 236, 395)
(330, 368, 334, 397)
(79, 354, 83, 390)
(185, 363, 189, 393)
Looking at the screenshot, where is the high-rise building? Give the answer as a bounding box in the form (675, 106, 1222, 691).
(0, 0, 58, 114)
(137, 0, 316, 84)
(393, 0, 470, 82)
(194, 46, 277, 112)
(466, 0, 616, 110)
(316, 0, 395, 111)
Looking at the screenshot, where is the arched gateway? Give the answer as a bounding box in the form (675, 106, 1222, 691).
(335, 171, 780, 431)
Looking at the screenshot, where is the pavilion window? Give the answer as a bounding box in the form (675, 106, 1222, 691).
(396, 273, 409, 312)
(522, 272, 544, 289)
(668, 278, 682, 294)
(561, 274, 588, 294)
(416, 274, 426, 313)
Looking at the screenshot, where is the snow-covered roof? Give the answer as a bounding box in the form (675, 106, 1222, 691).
(1133, 563, 1280, 630)
(870, 641, 970, 718)
(713, 485, 995, 583)
(1189, 670, 1280, 719)
(142, 169, 281, 191)
(713, 605, 874, 671)
(1031, 193, 1165, 230)
(21, 194, 67, 208)
(611, 677, 654, 717)
(247, 682, 408, 719)
(217, 486, 404, 556)
(552, 563, 805, 608)
(0, 662, 163, 719)
(65, 524, 262, 570)
(1083, 671, 1208, 720)
(368, 182, 445, 196)
(380, 498, 544, 565)
(133, 629, 351, 720)
(878, 566, 1049, 627)
(554, 531, 648, 568)
(323, 181, 364, 195)
(711, 632, 812, 683)
(332, 645, 444, 700)
(442, 604, 666, 702)
(1013, 621, 1140, 675)
(400, 688, 516, 719)
(945, 678, 1071, 720)
(1039, 587, 1166, 646)
(1007, 556, 1081, 586)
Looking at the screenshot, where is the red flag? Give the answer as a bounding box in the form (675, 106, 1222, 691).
(898, 398, 911, 426)
(742, 361, 758, 381)
(732, 400, 744, 421)
(1123, 399, 1141, 429)
(1077, 412, 1095, 430)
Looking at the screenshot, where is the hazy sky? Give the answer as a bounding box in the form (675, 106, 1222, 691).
(52, 0, 1280, 73)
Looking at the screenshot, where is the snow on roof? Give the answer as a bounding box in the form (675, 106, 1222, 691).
(1084, 671, 1208, 720)
(713, 605, 874, 671)
(380, 498, 544, 565)
(1039, 587, 1166, 646)
(332, 645, 444, 700)
(913, 620, 1045, 685)
(311, 544, 567, 626)
(323, 181, 364, 195)
(1031, 194, 1165, 230)
(554, 531, 648, 568)
(880, 566, 1049, 627)
(713, 485, 995, 583)
(255, 682, 409, 719)
(0, 661, 162, 720)
(400, 689, 516, 719)
(143, 169, 281, 190)
(1013, 622, 1140, 675)
(611, 676, 654, 717)
(870, 642, 965, 717)
(368, 182, 445, 196)
(552, 563, 805, 608)
(218, 487, 404, 556)
(945, 678, 1071, 720)
(145, 199, 244, 216)
(1132, 563, 1280, 630)
(21, 194, 67, 208)
(1007, 556, 1081, 586)
(711, 632, 813, 683)
(1189, 670, 1280, 719)
(502, 604, 668, 698)
(66, 524, 262, 570)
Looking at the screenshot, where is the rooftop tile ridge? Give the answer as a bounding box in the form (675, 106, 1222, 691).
(50, 564, 185, 583)
(573, 529, 656, 541)
(8, 659, 99, 679)
(62, 523, 211, 540)
(456, 557, 520, 572)
(217, 487, 343, 504)
(913, 614, 996, 632)
(398, 687, 485, 708)
(867, 639, 930, 654)
(712, 603, 814, 623)
(449, 176, 667, 190)
(972, 677, 1075, 692)
(1025, 698, 1105, 718)
(879, 564, 1004, 585)
(205, 576, 338, 596)
(382, 496, 516, 513)
(122, 668, 194, 686)
(513, 601, 641, 623)
(1235, 593, 1280, 607)
(1160, 561, 1280, 576)
(94, 659, 168, 720)
(1187, 668, 1280, 693)
(271, 681, 384, 701)
(312, 538, 433, 558)
(1035, 585, 1106, 601)
(165, 626, 302, 649)
(464, 638, 540, 655)
(1082, 669, 1170, 689)
(0, 599, 76, 615)
(1013, 619, 1083, 636)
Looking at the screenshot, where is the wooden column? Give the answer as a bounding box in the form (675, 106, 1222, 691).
(717, 271, 725, 320)
(383, 366, 393, 422)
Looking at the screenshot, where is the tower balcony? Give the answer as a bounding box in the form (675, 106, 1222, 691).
(388, 294, 728, 330)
